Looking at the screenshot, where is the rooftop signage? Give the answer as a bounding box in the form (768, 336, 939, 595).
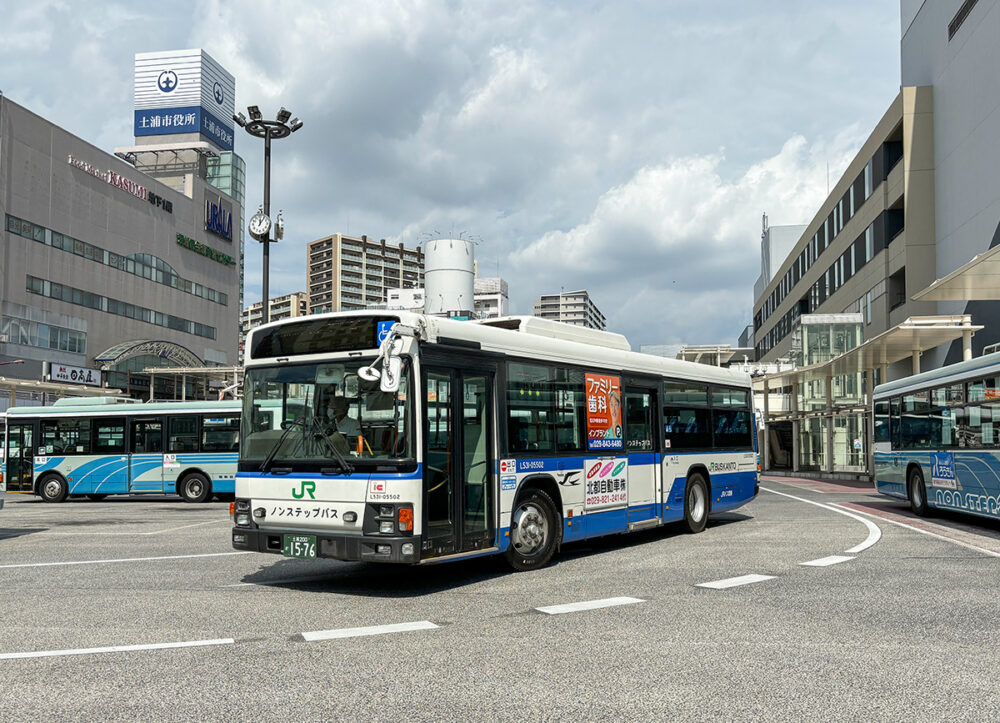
(67, 155, 173, 213)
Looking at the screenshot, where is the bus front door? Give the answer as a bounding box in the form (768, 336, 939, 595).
(624, 385, 659, 525)
(423, 366, 495, 559)
(6, 423, 34, 492)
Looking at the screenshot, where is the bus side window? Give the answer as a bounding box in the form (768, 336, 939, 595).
(93, 418, 126, 454)
(131, 418, 163, 454)
(168, 416, 200, 452)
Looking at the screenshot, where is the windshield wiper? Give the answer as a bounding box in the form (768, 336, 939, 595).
(258, 418, 306, 473)
(310, 416, 355, 475)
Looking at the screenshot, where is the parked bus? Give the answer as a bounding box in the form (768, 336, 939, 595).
(874, 351, 1000, 521)
(4, 398, 241, 503)
(232, 312, 759, 570)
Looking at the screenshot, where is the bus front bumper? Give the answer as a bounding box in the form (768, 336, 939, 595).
(231, 527, 420, 564)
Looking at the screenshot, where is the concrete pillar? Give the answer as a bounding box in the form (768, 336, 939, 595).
(791, 380, 800, 473)
(149, 373, 155, 401)
(912, 350, 921, 375)
(962, 316, 973, 362)
(865, 368, 875, 479)
(825, 372, 834, 474)
(181, 374, 187, 401)
(762, 379, 770, 472)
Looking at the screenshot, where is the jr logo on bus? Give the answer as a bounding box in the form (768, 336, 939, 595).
(292, 481, 316, 500)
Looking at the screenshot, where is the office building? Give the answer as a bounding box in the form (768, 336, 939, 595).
(307, 234, 424, 314)
(0, 79, 242, 405)
(533, 290, 606, 330)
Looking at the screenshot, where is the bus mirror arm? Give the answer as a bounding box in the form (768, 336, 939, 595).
(358, 322, 420, 388)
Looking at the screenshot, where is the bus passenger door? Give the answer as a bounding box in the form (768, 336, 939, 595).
(423, 365, 495, 558)
(624, 385, 659, 525)
(129, 417, 165, 492)
(6, 423, 34, 492)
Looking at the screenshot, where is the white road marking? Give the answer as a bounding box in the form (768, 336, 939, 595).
(830, 503, 1000, 559)
(696, 574, 775, 589)
(0, 638, 234, 660)
(302, 621, 438, 641)
(0, 551, 251, 569)
(42, 520, 229, 536)
(761, 486, 882, 554)
(800, 555, 855, 567)
(535, 596, 645, 615)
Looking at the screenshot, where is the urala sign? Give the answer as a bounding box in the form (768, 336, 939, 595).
(204, 193, 233, 241)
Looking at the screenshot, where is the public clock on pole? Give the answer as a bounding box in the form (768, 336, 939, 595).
(248, 212, 271, 241)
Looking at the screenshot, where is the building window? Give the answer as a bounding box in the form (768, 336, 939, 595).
(1, 317, 87, 354)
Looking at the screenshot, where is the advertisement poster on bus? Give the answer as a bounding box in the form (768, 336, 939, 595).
(585, 372, 622, 451)
(585, 457, 628, 509)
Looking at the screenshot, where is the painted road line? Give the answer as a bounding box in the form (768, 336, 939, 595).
(535, 597, 645, 615)
(833, 502, 1000, 559)
(0, 551, 251, 569)
(800, 555, 855, 567)
(0, 638, 234, 660)
(302, 621, 438, 642)
(696, 574, 775, 590)
(761, 486, 882, 554)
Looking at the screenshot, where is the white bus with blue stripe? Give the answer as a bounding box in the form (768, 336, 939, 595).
(4, 399, 240, 503)
(874, 351, 1000, 521)
(233, 311, 759, 570)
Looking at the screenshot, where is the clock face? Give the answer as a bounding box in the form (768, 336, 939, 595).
(249, 213, 271, 238)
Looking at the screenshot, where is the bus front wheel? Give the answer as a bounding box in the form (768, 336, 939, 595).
(39, 475, 68, 503)
(179, 473, 211, 503)
(908, 467, 930, 517)
(505, 488, 561, 571)
(683, 473, 709, 533)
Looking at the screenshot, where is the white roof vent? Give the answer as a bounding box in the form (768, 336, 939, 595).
(477, 316, 630, 351)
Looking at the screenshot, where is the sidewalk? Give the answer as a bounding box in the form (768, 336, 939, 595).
(760, 474, 876, 494)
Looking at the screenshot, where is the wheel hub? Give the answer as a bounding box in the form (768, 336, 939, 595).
(689, 485, 705, 522)
(511, 504, 548, 554)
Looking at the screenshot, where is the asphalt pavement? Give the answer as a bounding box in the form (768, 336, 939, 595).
(0, 480, 998, 721)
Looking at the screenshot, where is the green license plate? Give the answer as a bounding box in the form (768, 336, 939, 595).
(282, 534, 317, 559)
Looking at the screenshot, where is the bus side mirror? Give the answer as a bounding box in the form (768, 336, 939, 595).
(380, 357, 402, 393)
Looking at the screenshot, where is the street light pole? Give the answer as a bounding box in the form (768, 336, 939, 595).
(233, 106, 302, 327)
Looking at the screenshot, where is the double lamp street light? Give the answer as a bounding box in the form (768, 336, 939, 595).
(233, 105, 303, 326)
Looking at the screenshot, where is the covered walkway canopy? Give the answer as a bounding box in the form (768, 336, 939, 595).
(756, 316, 981, 391)
(755, 315, 981, 477)
(912, 244, 1000, 301)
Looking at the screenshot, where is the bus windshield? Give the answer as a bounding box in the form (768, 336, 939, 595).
(241, 358, 414, 469)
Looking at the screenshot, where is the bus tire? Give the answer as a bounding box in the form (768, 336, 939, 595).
(179, 473, 211, 503)
(39, 475, 68, 503)
(682, 472, 709, 533)
(86, 494, 108, 502)
(908, 466, 930, 517)
(505, 488, 561, 572)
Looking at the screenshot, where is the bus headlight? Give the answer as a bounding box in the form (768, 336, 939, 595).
(235, 499, 251, 513)
(379, 520, 395, 534)
(235, 513, 251, 527)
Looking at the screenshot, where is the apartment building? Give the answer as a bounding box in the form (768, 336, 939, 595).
(533, 290, 606, 330)
(307, 234, 423, 314)
(241, 291, 308, 334)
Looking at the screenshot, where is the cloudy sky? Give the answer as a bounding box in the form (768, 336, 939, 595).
(0, 0, 902, 350)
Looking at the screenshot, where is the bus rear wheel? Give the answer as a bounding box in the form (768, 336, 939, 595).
(179, 473, 211, 503)
(683, 473, 709, 533)
(505, 488, 561, 571)
(39, 475, 68, 503)
(908, 467, 930, 517)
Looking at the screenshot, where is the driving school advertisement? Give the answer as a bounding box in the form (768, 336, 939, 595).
(585, 457, 628, 509)
(586, 372, 622, 451)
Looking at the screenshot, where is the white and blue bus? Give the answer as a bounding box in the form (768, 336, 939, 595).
(232, 311, 759, 570)
(4, 398, 241, 503)
(874, 351, 1000, 521)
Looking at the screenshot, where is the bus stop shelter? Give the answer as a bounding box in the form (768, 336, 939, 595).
(757, 315, 981, 478)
